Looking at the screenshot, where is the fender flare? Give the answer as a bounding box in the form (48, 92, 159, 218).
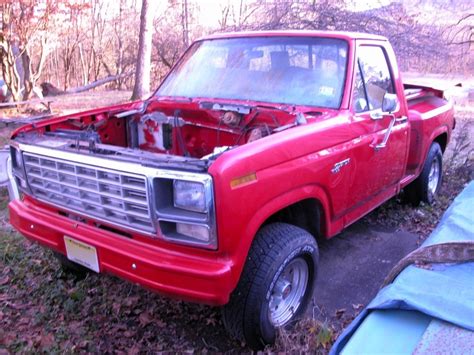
(227, 183, 333, 289)
(429, 125, 449, 150)
(412, 124, 449, 178)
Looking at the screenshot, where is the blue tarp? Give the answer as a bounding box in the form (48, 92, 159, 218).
(330, 181, 474, 354)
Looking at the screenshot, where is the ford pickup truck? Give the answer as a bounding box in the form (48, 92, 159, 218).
(0, 31, 454, 348)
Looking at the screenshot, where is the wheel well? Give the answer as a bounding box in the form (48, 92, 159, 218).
(434, 133, 448, 153)
(263, 199, 326, 241)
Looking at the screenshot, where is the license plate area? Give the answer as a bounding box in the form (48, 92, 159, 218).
(64, 236, 100, 273)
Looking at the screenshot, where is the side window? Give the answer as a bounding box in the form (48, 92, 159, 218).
(353, 63, 368, 112)
(353, 46, 395, 112)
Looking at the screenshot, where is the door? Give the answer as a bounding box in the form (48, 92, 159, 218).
(344, 44, 409, 223)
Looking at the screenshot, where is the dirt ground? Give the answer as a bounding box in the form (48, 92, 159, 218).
(0, 89, 472, 353)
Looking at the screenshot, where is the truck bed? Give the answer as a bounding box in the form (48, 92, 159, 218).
(404, 81, 452, 115)
(402, 81, 454, 182)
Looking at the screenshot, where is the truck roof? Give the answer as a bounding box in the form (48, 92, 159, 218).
(198, 30, 388, 42)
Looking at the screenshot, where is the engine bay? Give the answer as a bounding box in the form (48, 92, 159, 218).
(12, 99, 308, 170)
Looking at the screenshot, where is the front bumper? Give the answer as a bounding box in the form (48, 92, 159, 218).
(8, 199, 234, 305)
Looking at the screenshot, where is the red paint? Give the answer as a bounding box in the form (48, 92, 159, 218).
(8, 31, 454, 305)
(9, 197, 233, 305)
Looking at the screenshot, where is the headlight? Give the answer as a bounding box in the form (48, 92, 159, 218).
(176, 223, 210, 242)
(173, 180, 207, 213)
(155, 173, 216, 249)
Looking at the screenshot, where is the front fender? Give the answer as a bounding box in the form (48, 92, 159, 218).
(225, 183, 340, 291)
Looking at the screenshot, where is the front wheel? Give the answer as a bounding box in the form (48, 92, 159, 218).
(222, 223, 319, 349)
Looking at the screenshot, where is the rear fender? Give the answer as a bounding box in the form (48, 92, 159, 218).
(420, 125, 450, 171)
(407, 111, 451, 175)
(429, 126, 450, 153)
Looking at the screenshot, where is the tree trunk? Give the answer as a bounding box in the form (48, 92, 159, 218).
(131, 0, 153, 100)
(182, 0, 189, 47)
(79, 43, 88, 86)
(65, 73, 131, 94)
(0, 4, 22, 102)
(0, 37, 22, 102)
(20, 48, 34, 101)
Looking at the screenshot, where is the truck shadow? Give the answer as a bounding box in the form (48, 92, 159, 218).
(312, 218, 419, 331)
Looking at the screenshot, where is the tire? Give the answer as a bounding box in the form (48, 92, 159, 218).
(405, 142, 443, 205)
(54, 252, 90, 279)
(222, 223, 319, 349)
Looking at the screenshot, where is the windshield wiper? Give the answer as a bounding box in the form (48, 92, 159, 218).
(155, 95, 193, 103)
(199, 101, 252, 114)
(252, 104, 294, 114)
(199, 100, 296, 115)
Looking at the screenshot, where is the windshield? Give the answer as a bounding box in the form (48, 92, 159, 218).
(156, 36, 349, 109)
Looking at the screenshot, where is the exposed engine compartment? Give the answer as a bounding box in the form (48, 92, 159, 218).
(12, 99, 307, 170)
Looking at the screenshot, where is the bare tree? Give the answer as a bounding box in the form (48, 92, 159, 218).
(0, 1, 57, 101)
(448, 13, 473, 46)
(0, 3, 22, 102)
(131, 0, 153, 100)
(2, 0, 471, 104)
(218, 0, 260, 31)
(153, 3, 187, 72)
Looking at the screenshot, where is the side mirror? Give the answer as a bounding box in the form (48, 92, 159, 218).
(370, 93, 399, 120)
(382, 93, 399, 113)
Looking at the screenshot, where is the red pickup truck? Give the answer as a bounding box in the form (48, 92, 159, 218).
(1, 31, 454, 348)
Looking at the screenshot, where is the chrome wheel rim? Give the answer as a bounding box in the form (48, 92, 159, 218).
(428, 156, 440, 197)
(269, 258, 309, 326)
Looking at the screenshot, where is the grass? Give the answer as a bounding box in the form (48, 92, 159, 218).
(0, 224, 238, 353)
(1, 161, 471, 353)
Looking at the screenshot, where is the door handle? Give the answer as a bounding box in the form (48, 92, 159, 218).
(396, 116, 408, 124)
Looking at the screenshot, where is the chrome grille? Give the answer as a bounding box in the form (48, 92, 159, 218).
(23, 152, 154, 234)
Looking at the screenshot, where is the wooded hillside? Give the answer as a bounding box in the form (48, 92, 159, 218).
(0, 0, 472, 100)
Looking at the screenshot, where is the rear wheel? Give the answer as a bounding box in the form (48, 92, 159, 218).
(222, 223, 319, 349)
(405, 142, 443, 205)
